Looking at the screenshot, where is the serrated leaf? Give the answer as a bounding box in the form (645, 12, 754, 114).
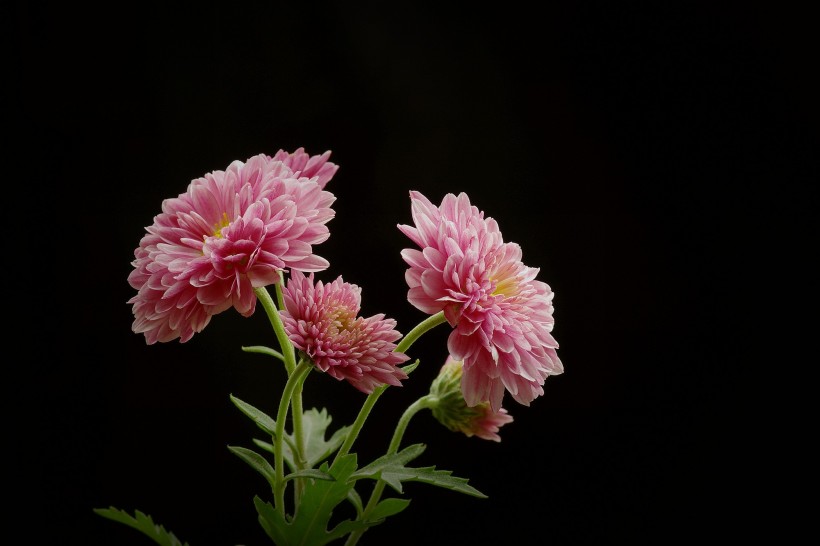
(367, 498, 411, 522)
(286, 407, 351, 468)
(227, 446, 276, 488)
(254, 454, 368, 546)
(254, 496, 288, 545)
(380, 466, 487, 498)
(93, 507, 189, 546)
(284, 469, 335, 483)
(351, 444, 426, 480)
(351, 443, 486, 498)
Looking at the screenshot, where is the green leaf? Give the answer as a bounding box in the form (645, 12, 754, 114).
(230, 395, 299, 470)
(227, 446, 276, 488)
(254, 454, 369, 546)
(367, 498, 411, 522)
(351, 444, 426, 479)
(254, 496, 288, 545)
(351, 444, 486, 498)
(284, 469, 335, 483)
(93, 507, 189, 546)
(253, 438, 274, 453)
(230, 394, 277, 436)
(379, 466, 487, 498)
(241, 345, 284, 361)
(286, 407, 351, 468)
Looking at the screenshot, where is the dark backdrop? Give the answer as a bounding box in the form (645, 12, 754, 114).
(14, 2, 813, 545)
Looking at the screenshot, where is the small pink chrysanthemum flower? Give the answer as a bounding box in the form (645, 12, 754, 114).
(398, 191, 563, 412)
(128, 150, 338, 344)
(280, 271, 410, 394)
(429, 357, 514, 442)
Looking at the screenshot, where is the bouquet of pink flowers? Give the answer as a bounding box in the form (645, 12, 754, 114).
(97, 148, 563, 545)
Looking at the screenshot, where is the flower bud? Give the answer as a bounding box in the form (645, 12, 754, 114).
(429, 357, 514, 442)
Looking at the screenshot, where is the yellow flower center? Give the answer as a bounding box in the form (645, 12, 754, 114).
(491, 274, 518, 298)
(211, 212, 231, 239)
(326, 306, 355, 336)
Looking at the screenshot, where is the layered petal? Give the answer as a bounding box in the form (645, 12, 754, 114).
(398, 191, 563, 411)
(128, 150, 339, 344)
(280, 271, 410, 393)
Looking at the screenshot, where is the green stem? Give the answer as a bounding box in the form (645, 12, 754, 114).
(273, 360, 312, 517)
(345, 395, 436, 546)
(291, 357, 310, 504)
(332, 385, 388, 467)
(254, 285, 296, 376)
(274, 270, 287, 310)
(331, 311, 446, 467)
(395, 311, 446, 354)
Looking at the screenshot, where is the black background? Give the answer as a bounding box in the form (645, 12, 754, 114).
(13, 2, 814, 545)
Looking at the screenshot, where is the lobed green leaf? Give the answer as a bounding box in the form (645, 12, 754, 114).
(93, 507, 189, 546)
(255, 455, 370, 546)
(351, 443, 486, 498)
(286, 407, 351, 469)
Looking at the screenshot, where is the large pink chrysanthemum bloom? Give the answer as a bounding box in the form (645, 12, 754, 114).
(128, 150, 338, 344)
(398, 191, 563, 412)
(429, 357, 514, 442)
(280, 271, 410, 394)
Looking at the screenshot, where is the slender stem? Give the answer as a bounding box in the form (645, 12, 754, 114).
(395, 311, 446, 354)
(291, 357, 310, 504)
(273, 360, 312, 517)
(274, 270, 287, 310)
(345, 396, 435, 546)
(331, 386, 388, 467)
(332, 311, 447, 468)
(254, 285, 296, 376)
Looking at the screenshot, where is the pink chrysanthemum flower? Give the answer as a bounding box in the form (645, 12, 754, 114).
(429, 357, 514, 442)
(280, 271, 410, 394)
(128, 150, 338, 344)
(398, 191, 563, 412)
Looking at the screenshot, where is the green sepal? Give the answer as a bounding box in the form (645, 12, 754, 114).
(227, 445, 276, 489)
(401, 359, 421, 375)
(93, 507, 189, 546)
(254, 454, 370, 546)
(352, 443, 487, 498)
